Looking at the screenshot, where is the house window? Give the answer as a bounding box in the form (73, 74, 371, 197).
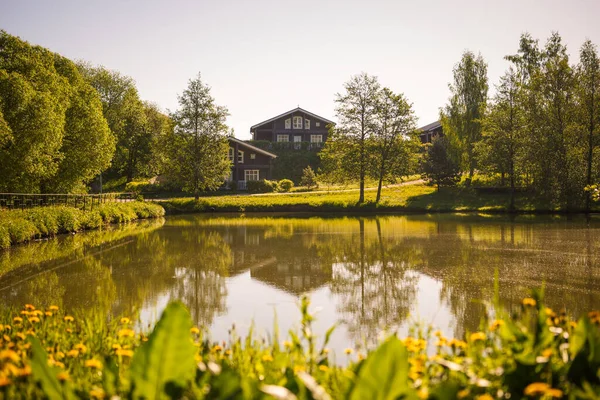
(250, 153, 256, 159)
(294, 135, 302, 149)
(316, 122, 320, 127)
(305, 119, 310, 129)
(245, 170, 259, 181)
(293, 116, 302, 129)
(310, 135, 323, 143)
(285, 119, 291, 129)
(228, 147, 234, 161)
(277, 134, 289, 142)
(238, 150, 244, 163)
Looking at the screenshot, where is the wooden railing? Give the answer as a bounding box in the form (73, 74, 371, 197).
(0, 192, 135, 211)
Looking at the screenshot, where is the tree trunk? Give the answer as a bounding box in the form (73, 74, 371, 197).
(586, 115, 594, 213)
(359, 170, 365, 203)
(376, 164, 385, 204)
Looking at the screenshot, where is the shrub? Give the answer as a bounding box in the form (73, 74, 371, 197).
(0, 225, 10, 249)
(246, 179, 278, 194)
(54, 207, 82, 233)
(300, 165, 318, 189)
(278, 179, 294, 192)
(6, 218, 39, 244)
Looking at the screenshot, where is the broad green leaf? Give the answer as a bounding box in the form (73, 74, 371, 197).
(28, 336, 75, 400)
(349, 336, 416, 400)
(130, 302, 196, 400)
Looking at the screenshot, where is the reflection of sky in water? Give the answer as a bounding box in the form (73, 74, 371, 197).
(2, 214, 600, 355)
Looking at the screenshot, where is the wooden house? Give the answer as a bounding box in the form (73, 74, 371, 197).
(250, 107, 335, 150)
(419, 120, 443, 143)
(227, 137, 277, 190)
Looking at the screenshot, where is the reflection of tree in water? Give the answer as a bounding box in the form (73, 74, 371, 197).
(328, 218, 418, 344)
(24, 273, 65, 309)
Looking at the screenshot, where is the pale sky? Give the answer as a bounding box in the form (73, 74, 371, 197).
(2, 0, 599, 139)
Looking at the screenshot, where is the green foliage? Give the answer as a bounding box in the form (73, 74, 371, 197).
(0, 202, 164, 248)
(278, 179, 294, 192)
(0, 294, 599, 399)
(300, 165, 318, 189)
(421, 136, 462, 190)
(246, 179, 278, 194)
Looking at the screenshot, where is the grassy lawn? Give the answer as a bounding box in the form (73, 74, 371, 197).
(160, 182, 577, 214)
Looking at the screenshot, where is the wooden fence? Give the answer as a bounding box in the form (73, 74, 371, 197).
(0, 193, 135, 211)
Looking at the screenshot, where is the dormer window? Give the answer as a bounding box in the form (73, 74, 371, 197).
(316, 122, 320, 127)
(293, 116, 302, 129)
(285, 119, 291, 129)
(305, 119, 310, 129)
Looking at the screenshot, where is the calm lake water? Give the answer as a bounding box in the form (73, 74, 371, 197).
(1, 213, 599, 355)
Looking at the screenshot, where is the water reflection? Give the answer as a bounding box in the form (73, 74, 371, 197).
(1, 214, 599, 347)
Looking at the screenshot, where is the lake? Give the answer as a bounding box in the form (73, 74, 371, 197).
(1, 213, 599, 356)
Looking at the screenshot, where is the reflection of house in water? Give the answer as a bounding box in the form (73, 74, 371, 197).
(220, 223, 332, 295)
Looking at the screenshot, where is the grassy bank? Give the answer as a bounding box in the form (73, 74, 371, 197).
(0, 202, 165, 249)
(0, 293, 598, 399)
(160, 183, 589, 214)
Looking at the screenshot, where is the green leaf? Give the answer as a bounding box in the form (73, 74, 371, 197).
(349, 336, 416, 400)
(130, 302, 197, 400)
(28, 336, 75, 400)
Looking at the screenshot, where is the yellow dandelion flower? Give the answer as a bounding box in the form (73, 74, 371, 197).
(20, 311, 30, 316)
(293, 365, 305, 373)
(476, 395, 494, 400)
(32, 310, 43, 316)
(318, 365, 329, 372)
(3, 334, 10, 342)
(2, 325, 10, 331)
(0, 350, 20, 363)
(57, 372, 70, 382)
(470, 332, 486, 342)
(225, 349, 232, 356)
(85, 359, 103, 369)
(261, 354, 274, 362)
(417, 387, 429, 399)
(120, 317, 130, 325)
(66, 349, 79, 358)
(0, 376, 11, 387)
(89, 388, 105, 399)
(74, 344, 87, 353)
(24, 304, 35, 311)
(434, 330, 442, 337)
(357, 352, 365, 361)
(212, 345, 223, 352)
(141, 337, 148, 342)
(322, 348, 330, 354)
(344, 348, 353, 355)
(16, 365, 31, 377)
(190, 327, 200, 335)
(115, 349, 134, 358)
(63, 316, 74, 322)
(56, 351, 65, 360)
(13, 317, 22, 324)
(457, 389, 470, 399)
(49, 305, 59, 311)
(111, 343, 121, 350)
(283, 340, 292, 348)
(524, 382, 550, 396)
(44, 311, 53, 317)
(490, 320, 504, 331)
(16, 332, 26, 340)
(546, 388, 563, 398)
(28, 317, 40, 323)
(449, 339, 468, 349)
(117, 328, 135, 338)
(65, 328, 73, 334)
(522, 297, 537, 307)
(542, 348, 553, 358)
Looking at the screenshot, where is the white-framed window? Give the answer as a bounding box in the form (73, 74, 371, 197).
(285, 119, 291, 129)
(228, 147, 234, 161)
(293, 116, 302, 129)
(316, 122, 320, 127)
(244, 169, 259, 181)
(305, 119, 310, 129)
(310, 135, 323, 143)
(294, 135, 302, 149)
(277, 134, 289, 142)
(238, 150, 244, 163)
(250, 153, 256, 159)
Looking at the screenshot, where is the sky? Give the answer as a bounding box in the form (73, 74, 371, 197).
(2, 0, 599, 140)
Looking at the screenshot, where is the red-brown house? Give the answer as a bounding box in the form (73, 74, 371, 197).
(227, 137, 277, 190)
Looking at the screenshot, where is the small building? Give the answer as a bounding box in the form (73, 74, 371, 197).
(419, 120, 443, 143)
(227, 137, 277, 190)
(250, 107, 335, 149)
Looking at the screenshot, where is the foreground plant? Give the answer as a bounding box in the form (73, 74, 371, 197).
(0, 292, 599, 399)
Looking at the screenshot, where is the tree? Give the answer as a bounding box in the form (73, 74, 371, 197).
(325, 73, 381, 203)
(370, 87, 418, 203)
(300, 165, 318, 189)
(477, 67, 524, 209)
(166, 73, 230, 200)
(441, 51, 488, 184)
(421, 136, 461, 190)
(576, 40, 600, 211)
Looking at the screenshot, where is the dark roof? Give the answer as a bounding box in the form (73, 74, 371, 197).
(250, 107, 335, 130)
(418, 120, 442, 132)
(228, 137, 277, 158)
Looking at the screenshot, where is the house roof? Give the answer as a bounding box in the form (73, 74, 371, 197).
(418, 120, 442, 132)
(228, 137, 277, 158)
(250, 107, 335, 130)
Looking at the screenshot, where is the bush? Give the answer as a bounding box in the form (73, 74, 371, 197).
(54, 207, 83, 233)
(278, 179, 294, 192)
(246, 179, 278, 193)
(0, 225, 10, 249)
(300, 165, 318, 189)
(6, 218, 39, 244)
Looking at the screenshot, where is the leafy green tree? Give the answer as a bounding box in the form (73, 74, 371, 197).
(324, 73, 381, 203)
(370, 87, 418, 203)
(441, 51, 488, 184)
(300, 165, 318, 189)
(421, 136, 461, 190)
(166, 73, 230, 200)
(576, 40, 600, 211)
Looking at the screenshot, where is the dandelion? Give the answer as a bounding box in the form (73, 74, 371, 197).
(524, 382, 550, 396)
(20, 311, 30, 316)
(84, 359, 103, 369)
(0, 376, 11, 387)
(2, 334, 10, 342)
(190, 327, 200, 335)
(321, 348, 330, 354)
(112, 343, 121, 350)
(261, 354, 274, 362)
(63, 316, 74, 322)
(89, 388, 105, 399)
(45, 311, 53, 317)
(120, 317, 130, 325)
(28, 317, 40, 323)
(24, 304, 35, 311)
(74, 344, 87, 353)
(490, 320, 504, 331)
(16, 333, 26, 340)
(283, 340, 293, 348)
(56, 351, 65, 359)
(117, 329, 135, 338)
(457, 389, 470, 399)
(16, 365, 31, 377)
(476, 395, 494, 400)
(318, 365, 329, 372)
(49, 305, 59, 311)
(522, 298, 537, 307)
(66, 349, 79, 358)
(546, 388, 563, 398)
(212, 345, 223, 352)
(13, 317, 22, 324)
(0, 350, 20, 363)
(115, 349, 134, 358)
(470, 332, 486, 342)
(542, 348, 553, 358)
(66, 328, 73, 334)
(57, 372, 70, 382)
(344, 348, 353, 355)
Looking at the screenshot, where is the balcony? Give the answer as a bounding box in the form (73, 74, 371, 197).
(246, 141, 323, 151)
